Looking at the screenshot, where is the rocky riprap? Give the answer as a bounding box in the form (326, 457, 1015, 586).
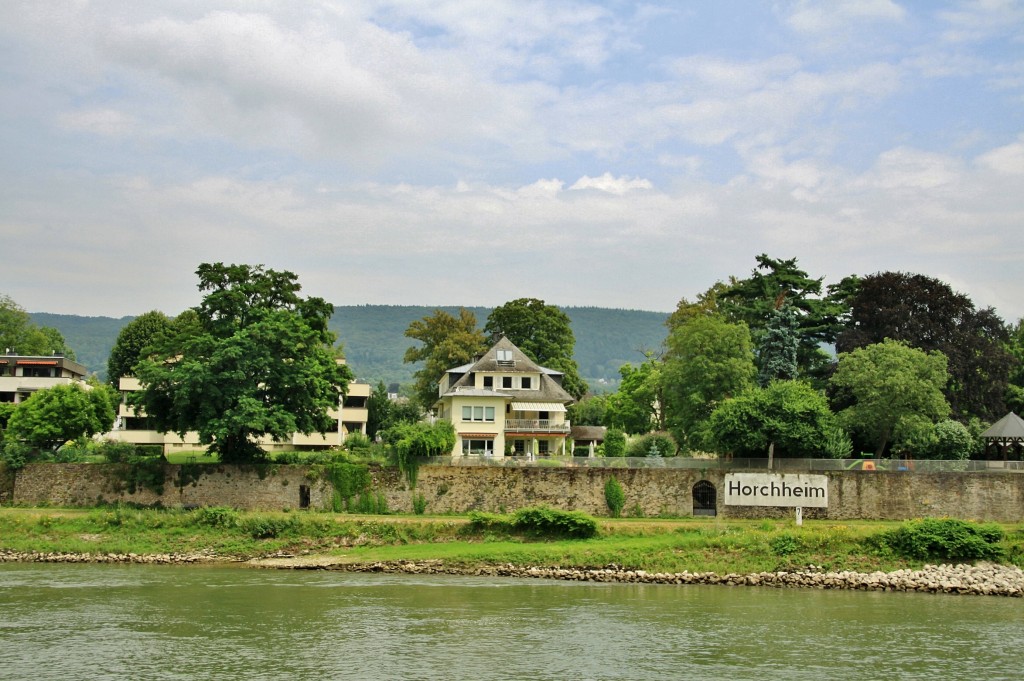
(0, 549, 222, 565)
(276, 559, 1024, 597)
(5, 549, 1021, 597)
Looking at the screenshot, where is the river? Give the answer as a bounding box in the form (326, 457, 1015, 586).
(1, 563, 1021, 680)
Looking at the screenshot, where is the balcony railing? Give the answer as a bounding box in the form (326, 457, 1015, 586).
(504, 419, 570, 433)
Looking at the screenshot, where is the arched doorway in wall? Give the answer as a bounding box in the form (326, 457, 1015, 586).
(692, 480, 717, 517)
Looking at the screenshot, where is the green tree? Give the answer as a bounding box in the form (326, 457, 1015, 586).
(133, 263, 352, 463)
(4, 382, 116, 453)
(708, 380, 842, 460)
(365, 381, 393, 440)
(661, 315, 756, 450)
(404, 308, 487, 411)
(829, 339, 951, 457)
(836, 272, 1013, 421)
(719, 255, 844, 381)
(1003, 318, 1024, 414)
(106, 310, 174, 387)
(605, 360, 661, 434)
(757, 304, 799, 386)
(485, 298, 588, 400)
(0, 294, 76, 359)
(665, 281, 732, 333)
(602, 427, 627, 457)
(569, 393, 609, 427)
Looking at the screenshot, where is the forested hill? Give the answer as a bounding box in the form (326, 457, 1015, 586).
(31, 305, 669, 390)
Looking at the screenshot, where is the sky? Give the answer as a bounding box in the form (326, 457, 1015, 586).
(2, 1, 1023, 322)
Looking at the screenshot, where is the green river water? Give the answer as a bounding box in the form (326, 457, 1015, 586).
(1, 563, 1021, 680)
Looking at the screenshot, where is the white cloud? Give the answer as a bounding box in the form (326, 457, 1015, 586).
(57, 108, 136, 137)
(938, 0, 1024, 43)
(785, 0, 906, 34)
(568, 173, 653, 194)
(864, 147, 964, 190)
(976, 136, 1024, 174)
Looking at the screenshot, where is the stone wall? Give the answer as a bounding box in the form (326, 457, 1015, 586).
(10, 463, 1024, 521)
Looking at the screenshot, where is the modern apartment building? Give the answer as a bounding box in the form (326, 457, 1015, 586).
(0, 353, 88, 404)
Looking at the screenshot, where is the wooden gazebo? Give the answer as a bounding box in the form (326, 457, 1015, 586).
(981, 412, 1024, 461)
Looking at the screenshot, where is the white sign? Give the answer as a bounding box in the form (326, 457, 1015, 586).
(724, 473, 829, 508)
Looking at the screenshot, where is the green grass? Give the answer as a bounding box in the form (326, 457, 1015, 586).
(2, 507, 1021, 574)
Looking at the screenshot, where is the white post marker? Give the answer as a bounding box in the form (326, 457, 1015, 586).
(795, 506, 803, 526)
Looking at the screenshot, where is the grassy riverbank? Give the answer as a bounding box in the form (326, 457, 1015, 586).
(3, 507, 1023, 574)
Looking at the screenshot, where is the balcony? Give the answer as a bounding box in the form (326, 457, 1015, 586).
(505, 418, 570, 434)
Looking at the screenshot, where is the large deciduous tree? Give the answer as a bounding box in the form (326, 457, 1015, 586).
(836, 272, 1014, 421)
(661, 315, 756, 450)
(0, 294, 76, 359)
(1005, 318, 1024, 415)
(605, 359, 663, 434)
(133, 263, 352, 463)
(5, 383, 116, 453)
(403, 308, 487, 411)
(106, 310, 174, 387)
(484, 298, 588, 400)
(829, 339, 951, 457)
(708, 380, 844, 460)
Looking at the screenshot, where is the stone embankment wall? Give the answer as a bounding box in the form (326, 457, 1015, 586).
(10, 463, 1024, 521)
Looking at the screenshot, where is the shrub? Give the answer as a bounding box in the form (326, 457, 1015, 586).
(604, 476, 625, 517)
(626, 432, 677, 457)
(192, 506, 240, 529)
(511, 506, 599, 539)
(769, 533, 802, 557)
(98, 440, 140, 463)
(603, 428, 626, 458)
(241, 514, 298, 539)
(871, 518, 1005, 561)
(274, 451, 302, 464)
(466, 511, 510, 532)
(412, 492, 427, 515)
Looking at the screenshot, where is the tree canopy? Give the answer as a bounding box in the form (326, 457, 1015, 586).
(718, 255, 844, 381)
(106, 310, 174, 387)
(133, 263, 352, 463)
(829, 339, 951, 457)
(836, 271, 1013, 421)
(484, 298, 588, 399)
(403, 307, 487, 410)
(661, 314, 757, 450)
(5, 383, 116, 453)
(0, 294, 76, 359)
(708, 380, 844, 459)
(604, 359, 662, 434)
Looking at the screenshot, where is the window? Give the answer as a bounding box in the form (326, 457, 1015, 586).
(502, 376, 512, 389)
(462, 405, 495, 422)
(483, 376, 493, 388)
(521, 377, 532, 389)
(462, 439, 493, 456)
(538, 440, 549, 454)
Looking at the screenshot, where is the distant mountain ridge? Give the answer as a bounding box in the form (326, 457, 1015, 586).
(31, 305, 669, 390)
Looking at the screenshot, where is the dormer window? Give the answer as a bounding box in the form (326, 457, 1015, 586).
(496, 349, 514, 366)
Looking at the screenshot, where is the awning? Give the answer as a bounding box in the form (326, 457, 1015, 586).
(510, 402, 567, 412)
(18, 360, 57, 366)
(460, 433, 496, 439)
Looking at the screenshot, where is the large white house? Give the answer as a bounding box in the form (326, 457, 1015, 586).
(434, 336, 575, 457)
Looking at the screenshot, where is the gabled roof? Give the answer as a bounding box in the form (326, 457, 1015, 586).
(982, 412, 1024, 440)
(439, 336, 574, 404)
